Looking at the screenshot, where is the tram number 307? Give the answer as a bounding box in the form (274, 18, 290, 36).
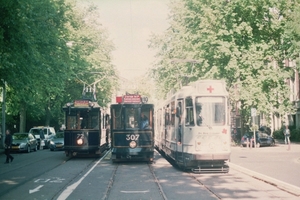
(126, 134, 139, 141)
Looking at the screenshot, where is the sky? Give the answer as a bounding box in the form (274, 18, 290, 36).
(86, 0, 170, 81)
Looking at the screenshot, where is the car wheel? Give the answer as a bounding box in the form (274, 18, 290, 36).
(27, 146, 31, 153)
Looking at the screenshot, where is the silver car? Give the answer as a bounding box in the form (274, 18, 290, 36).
(11, 132, 38, 153)
(49, 132, 64, 151)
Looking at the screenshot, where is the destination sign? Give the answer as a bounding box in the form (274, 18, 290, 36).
(74, 100, 89, 107)
(123, 95, 141, 103)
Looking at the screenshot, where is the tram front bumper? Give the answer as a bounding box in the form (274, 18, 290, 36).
(111, 147, 154, 160)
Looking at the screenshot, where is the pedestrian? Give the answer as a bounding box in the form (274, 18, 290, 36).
(284, 125, 291, 150)
(4, 129, 14, 164)
(284, 125, 290, 144)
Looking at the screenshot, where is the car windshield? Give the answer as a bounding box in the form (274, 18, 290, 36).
(13, 134, 28, 140)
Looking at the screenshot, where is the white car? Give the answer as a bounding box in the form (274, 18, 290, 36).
(29, 126, 56, 149)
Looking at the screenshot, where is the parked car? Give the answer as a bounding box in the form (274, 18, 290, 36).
(241, 134, 252, 147)
(29, 126, 56, 149)
(255, 132, 275, 147)
(49, 132, 64, 151)
(241, 131, 275, 147)
(11, 132, 38, 153)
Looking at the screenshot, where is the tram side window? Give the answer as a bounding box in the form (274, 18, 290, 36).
(171, 101, 175, 126)
(165, 105, 170, 126)
(185, 97, 194, 126)
(112, 107, 123, 129)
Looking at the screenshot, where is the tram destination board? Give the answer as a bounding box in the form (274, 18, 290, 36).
(123, 95, 141, 104)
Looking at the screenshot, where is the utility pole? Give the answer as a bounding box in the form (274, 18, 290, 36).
(251, 108, 257, 148)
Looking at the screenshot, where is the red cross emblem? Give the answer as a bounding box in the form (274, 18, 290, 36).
(207, 85, 214, 93)
(222, 128, 227, 134)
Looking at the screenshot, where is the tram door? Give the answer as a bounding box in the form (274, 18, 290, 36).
(175, 99, 184, 162)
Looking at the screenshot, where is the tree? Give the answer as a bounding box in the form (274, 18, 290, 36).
(149, 0, 300, 130)
(0, 0, 117, 131)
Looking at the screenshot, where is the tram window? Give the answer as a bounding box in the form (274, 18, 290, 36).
(196, 97, 225, 126)
(214, 103, 225, 125)
(112, 107, 122, 129)
(171, 101, 175, 126)
(90, 112, 99, 129)
(185, 97, 194, 126)
(125, 107, 139, 128)
(196, 103, 203, 126)
(67, 116, 76, 129)
(165, 105, 170, 125)
(140, 108, 152, 129)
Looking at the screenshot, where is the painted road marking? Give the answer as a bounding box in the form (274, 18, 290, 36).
(57, 150, 111, 200)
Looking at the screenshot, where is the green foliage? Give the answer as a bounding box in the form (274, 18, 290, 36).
(273, 129, 285, 140)
(0, 0, 116, 131)
(273, 127, 300, 142)
(291, 129, 300, 142)
(149, 0, 300, 125)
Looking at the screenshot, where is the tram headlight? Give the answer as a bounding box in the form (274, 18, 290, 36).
(129, 141, 137, 148)
(77, 138, 84, 145)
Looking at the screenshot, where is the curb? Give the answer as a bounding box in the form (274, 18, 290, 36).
(228, 162, 300, 196)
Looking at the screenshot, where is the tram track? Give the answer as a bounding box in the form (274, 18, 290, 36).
(101, 158, 168, 200)
(148, 162, 168, 200)
(59, 150, 300, 200)
(102, 164, 118, 200)
(188, 173, 222, 200)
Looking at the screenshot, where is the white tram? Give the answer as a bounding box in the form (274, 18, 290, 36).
(155, 80, 231, 173)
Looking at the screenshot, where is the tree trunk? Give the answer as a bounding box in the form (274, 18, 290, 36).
(19, 102, 27, 132)
(45, 98, 51, 126)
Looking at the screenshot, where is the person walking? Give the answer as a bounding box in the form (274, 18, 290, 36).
(284, 125, 291, 151)
(4, 129, 14, 164)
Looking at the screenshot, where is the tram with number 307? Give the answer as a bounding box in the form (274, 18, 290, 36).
(155, 80, 231, 173)
(110, 94, 154, 162)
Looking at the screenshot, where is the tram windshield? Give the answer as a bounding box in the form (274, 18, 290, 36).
(195, 97, 226, 126)
(111, 105, 153, 130)
(66, 109, 100, 130)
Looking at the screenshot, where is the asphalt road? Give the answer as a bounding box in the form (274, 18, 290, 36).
(0, 141, 299, 199)
(229, 140, 300, 194)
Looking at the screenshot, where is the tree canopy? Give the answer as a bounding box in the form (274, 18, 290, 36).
(0, 0, 117, 131)
(149, 0, 300, 126)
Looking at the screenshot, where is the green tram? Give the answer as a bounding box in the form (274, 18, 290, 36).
(62, 99, 109, 157)
(110, 94, 154, 162)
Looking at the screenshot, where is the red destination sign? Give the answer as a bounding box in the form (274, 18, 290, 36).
(123, 95, 141, 103)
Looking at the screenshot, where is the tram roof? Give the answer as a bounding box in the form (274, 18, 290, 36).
(167, 79, 228, 100)
(62, 99, 101, 110)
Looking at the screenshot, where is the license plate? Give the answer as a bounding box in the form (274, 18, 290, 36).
(12, 146, 19, 149)
(56, 144, 63, 147)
